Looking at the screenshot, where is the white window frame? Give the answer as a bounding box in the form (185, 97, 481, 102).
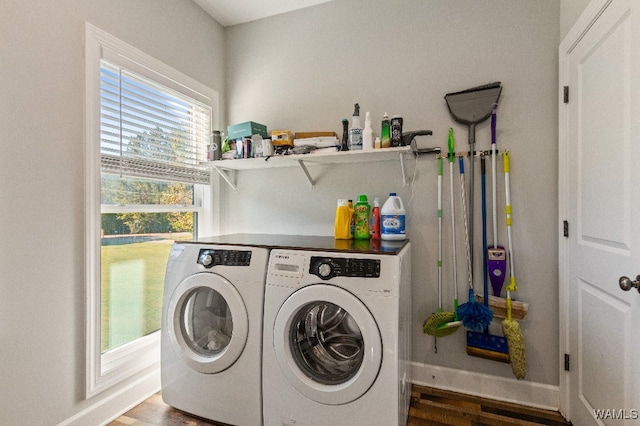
(84, 23, 218, 397)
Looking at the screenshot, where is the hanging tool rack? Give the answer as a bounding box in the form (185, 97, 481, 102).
(435, 149, 503, 160)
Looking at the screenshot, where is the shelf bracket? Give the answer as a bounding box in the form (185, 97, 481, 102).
(213, 166, 237, 191)
(297, 160, 315, 188)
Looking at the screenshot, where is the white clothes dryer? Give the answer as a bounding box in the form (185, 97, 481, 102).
(262, 243, 411, 426)
(161, 242, 269, 425)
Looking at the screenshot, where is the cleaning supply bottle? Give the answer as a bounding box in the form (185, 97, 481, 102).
(347, 199, 355, 238)
(334, 199, 352, 239)
(370, 198, 381, 239)
(348, 103, 362, 150)
(362, 111, 374, 150)
(341, 118, 349, 151)
(381, 193, 406, 240)
(354, 195, 371, 239)
(381, 113, 391, 148)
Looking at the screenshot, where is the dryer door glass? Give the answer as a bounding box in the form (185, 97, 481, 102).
(290, 301, 364, 385)
(180, 287, 233, 357)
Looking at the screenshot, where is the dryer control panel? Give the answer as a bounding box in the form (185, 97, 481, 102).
(198, 249, 252, 268)
(310, 256, 380, 280)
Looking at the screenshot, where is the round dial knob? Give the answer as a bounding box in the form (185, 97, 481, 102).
(200, 253, 214, 267)
(317, 262, 333, 279)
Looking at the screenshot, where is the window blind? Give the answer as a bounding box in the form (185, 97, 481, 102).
(100, 60, 211, 184)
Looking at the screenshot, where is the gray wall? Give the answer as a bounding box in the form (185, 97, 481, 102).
(561, 0, 592, 40)
(0, 0, 594, 422)
(0, 1, 224, 424)
(225, 0, 561, 386)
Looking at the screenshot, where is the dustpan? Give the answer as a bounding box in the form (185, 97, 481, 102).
(445, 82, 502, 127)
(444, 82, 502, 294)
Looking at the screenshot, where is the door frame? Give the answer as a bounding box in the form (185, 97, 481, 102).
(558, 0, 614, 420)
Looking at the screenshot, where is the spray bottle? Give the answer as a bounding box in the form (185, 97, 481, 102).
(370, 198, 381, 239)
(362, 111, 374, 150)
(348, 103, 362, 150)
(381, 113, 391, 148)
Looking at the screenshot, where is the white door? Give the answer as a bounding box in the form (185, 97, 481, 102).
(560, 0, 640, 424)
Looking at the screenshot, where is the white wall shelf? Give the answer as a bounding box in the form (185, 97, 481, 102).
(206, 147, 416, 190)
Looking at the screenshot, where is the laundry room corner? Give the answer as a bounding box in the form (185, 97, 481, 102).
(1, 0, 582, 424)
(224, 0, 561, 408)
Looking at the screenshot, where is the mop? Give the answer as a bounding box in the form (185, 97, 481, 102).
(435, 129, 462, 332)
(477, 104, 528, 322)
(501, 151, 526, 379)
(487, 104, 507, 297)
(456, 155, 493, 332)
(423, 156, 459, 338)
(466, 154, 509, 362)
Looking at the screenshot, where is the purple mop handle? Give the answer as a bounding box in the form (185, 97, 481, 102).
(491, 104, 497, 145)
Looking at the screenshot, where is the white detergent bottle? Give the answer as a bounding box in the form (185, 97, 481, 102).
(381, 192, 406, 241)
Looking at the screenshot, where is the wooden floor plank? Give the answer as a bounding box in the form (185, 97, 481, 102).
(111, 384, 570, 426)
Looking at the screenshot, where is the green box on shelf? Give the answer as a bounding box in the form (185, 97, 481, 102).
(227, 121, 268, 139)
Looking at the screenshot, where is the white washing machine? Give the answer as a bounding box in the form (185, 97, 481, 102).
(161, 241, 269, 425)
(262, 242, 411, 426)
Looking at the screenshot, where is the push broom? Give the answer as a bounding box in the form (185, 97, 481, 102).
(423, 156, 459, 338)
(501, 151, 526, 379)
(466, 154, 509, 362)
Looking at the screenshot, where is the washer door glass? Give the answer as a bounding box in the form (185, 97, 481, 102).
(274, 284, 382, 405)
(167, 273, 248, 374)
(181, 287, 233, 357)
(290, 301, 363, 385)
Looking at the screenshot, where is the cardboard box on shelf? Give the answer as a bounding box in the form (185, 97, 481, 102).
(271, 130, 294, 147)
(227, 121, 268, 139)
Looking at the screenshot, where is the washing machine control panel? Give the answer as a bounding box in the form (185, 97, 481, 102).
(198, 249, 252, 268)
(310, 256, 380, 280)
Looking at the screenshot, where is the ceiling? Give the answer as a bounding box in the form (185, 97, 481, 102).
(192, 0, 334, 27)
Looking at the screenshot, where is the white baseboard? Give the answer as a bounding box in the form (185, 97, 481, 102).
(411, 362, 560, 411)
(58, 362, 558, 424)
(58, 366, 160, 426)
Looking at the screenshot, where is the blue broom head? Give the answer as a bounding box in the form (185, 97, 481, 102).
(457, 289, 494, 331)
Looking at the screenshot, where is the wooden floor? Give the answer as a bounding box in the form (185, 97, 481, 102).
(110, 384, 570, 426)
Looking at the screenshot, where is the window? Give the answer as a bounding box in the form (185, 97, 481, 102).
(85, 24, 219, 396)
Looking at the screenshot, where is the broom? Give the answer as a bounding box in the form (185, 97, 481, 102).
(432, 130, 462, 333)
(456, 156, 493, 331)
(424, 156, 458, 337)
(501, 151, 526, 379)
